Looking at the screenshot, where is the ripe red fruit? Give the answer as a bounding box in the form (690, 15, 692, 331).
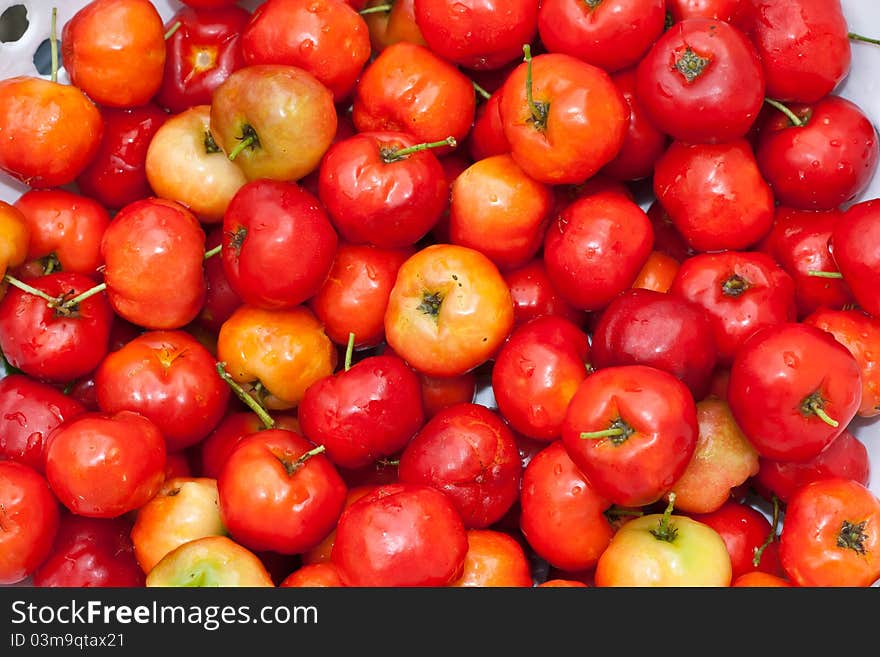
(331, 483, 468, 586)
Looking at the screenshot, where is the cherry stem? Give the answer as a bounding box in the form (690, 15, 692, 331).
(752, 495, 781, 568)
(64, 282, 106, 307)
(650, 493, 678, 543)
(472, 81, 491, 101)
(580, 427, 625, 440)
(809, 400, 839, 428)
(2, 274, 58, 305)
(522, 43, 548, 131)
(296, 444, 326, 465)
(764, 98, 804, 127)
(344, 332, 355, 372)
(215, 362, 275, 430)
(203, 244, 222, 260)
(227, 135, 255, 160)
(164, 21, 182, 40)
(807, 270, 844, 279)
(50, 7, 58, 83)
(849, 32, 880, 46)
(383, 137, 456, 163)
(359, 4, 392, 14)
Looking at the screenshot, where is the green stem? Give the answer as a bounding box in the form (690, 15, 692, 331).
(580, 427, 625, 440)
(809, 400, 839, 428)
(752, 495, 781, 568)
(849, 32, 880, 46)
(472, 81, 491, 101)
(215, 362, 275, 430)
(764, 98, 804, 128)
(807, 270, 844, 279)
(382, 137, 456, 163)
(296, 445, 326, 465)
(63, 282, 106, 308)
(50, 7, 59, 83)
(650, 493, 679, 543)
(359, 3, 393, 14)
(227, 135, 256, 160)
(164, 21, 182, 40)
(522, 44, 548, 131)
(203, 244, 222, 260)
(344, 332, 355, 372)
(3, 274, 58, 305)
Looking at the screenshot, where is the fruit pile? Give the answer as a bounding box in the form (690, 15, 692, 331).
(0, 0, 879, 588)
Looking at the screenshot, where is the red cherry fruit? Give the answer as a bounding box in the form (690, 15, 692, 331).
(352, 42, 476, 151)
(591, 288, 717, 400)
(561, 364, 699, 507)
(449, 153, 554, 271)
(413, 0, 539, 71)
(742, 0, 851, 103)
(398, 402, 522, 529)
(222, 179, 338, 310)
(309, 244, 413, 350)
(669, 250, 797, 366)
(76, 103, 170, 211)
(538, 0, 666, 73)
(13, 189, 111, 279)
(32, 514, 145, 587)
(240, 0, 371, 102)
(155, 5, 250, 114)
(688, 500, 783, 580)
(753, 428, 870, 505)
(298, 353, 425, 470)
(0, 77, 103, 189)
(0, 375, 86, 473)
(218, 429, 347, 554)
(831, 199, 880, 318)
(317, 131, 449, 249)
(492, 315, 590, 442)
(519, 441, 614, 573)
(727, 322, 862, 462)
(0, 272, 114, 384)
(543, 190, 653, 311)
(0, 461, 60, 585)
(758, 207, 852, 318)
(101, 198, 207, 330)
(331, 483, 468, 586)
(635, 18, 765, 143)
(62, 0, 167, 108)
(653, 139, 775, 253)
(498, 50, 629, 185)
(94, 330, 231, 452)
(803, 308, 880, 418)
(44, 411, 167, 519)
(756, 96, 879, 211)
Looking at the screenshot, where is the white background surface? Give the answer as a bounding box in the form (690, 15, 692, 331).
(0, 1, 878, 503)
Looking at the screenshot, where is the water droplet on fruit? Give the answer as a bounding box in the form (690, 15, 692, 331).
(553, 463, 563, 476)
(488, 194, 498, 203)
(811, 160, 821, 168)
(299, 39, 316, 55)
(783, 351, 799, 368)
(571, 485, 583, 496)
(830, 140, 841, 147)
(452, 2, 469, 14)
